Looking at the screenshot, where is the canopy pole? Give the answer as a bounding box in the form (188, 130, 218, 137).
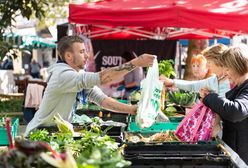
(178, 42, 182, 79)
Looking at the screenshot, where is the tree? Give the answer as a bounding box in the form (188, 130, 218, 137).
(0, 0, 69, 61)
(0, 0, 49, 60)
(33, 0, 68, 30)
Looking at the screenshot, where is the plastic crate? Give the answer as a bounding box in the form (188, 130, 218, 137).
(126, 156, 238, 168)
(0, 118, 19, 146)
(124, 141, 239, 168)
(76, 109, 128, 123)
(124, 141, 219, 155)
(127, 116, 180, 134)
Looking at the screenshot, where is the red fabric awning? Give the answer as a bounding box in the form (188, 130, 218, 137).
(69, 0, 248, 33)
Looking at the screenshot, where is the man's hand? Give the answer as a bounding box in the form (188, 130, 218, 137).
(131, 54, 156, 67)
(159, 74, 174, 86)
(129, 105, 138, 115)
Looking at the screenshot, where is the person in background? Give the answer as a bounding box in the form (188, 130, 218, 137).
(121, 51, 144, 99)
(160, 53, 214, 94)
(25, 36, 155, 136)
(29, 59, 41, 78)
(191, 54, 213, 80)
(2, 55, 13, 70)
(200, 44, 248, 164)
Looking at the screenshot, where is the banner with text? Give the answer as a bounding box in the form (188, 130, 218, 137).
(92, 40, 177, 71)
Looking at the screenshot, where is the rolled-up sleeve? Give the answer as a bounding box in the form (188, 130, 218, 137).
(86, 86, 108, 106)
(174, 75, 218, 93)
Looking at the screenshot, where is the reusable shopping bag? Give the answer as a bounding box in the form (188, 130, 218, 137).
(135, 58, 164, 129)
(175, 103, 216, 143)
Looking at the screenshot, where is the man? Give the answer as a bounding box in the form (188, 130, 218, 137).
(25, 36, 155, 136)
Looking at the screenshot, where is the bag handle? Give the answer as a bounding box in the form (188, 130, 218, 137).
(146, 58, 159, 81)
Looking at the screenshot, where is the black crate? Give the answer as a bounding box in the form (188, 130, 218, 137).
(126, 155, 238, 168)
(124, 142, 221, 156)
(76, 109, 129, 123)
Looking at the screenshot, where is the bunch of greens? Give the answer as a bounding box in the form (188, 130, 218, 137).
(158, 59, 176, 78)
(168, 90, 197, 107)
(130, 90, 141, 101)
(29, 120, 130, 168)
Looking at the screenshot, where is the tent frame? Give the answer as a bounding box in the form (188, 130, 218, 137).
(71, 23, 241, 40)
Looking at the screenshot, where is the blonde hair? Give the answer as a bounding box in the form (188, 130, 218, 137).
(221, 44, 248, 76)
(201, 43, 228, 66)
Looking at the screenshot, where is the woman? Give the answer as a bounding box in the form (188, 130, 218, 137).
(161, 44, 230, 137)
(200, 44, 248, 164)
(160, 44, 230, 97)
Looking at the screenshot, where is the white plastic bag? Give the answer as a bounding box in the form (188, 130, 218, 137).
(135, 58, 164, 128)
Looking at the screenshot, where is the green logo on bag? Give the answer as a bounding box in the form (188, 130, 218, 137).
(151, 88, 162, 112)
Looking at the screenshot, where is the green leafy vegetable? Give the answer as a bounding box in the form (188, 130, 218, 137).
(158, 59, 176, 78)
(168, 90, 197, 107)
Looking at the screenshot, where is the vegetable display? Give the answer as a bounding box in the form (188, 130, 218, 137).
(28, 117, 131, 168)
(168, 90, 197, 107)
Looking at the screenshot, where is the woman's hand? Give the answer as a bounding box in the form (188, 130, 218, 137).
(159, 74, 174, 86)
(200, 87, 211, 99)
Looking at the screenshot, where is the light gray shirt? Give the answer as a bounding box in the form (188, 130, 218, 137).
(25, 63, 107, 136)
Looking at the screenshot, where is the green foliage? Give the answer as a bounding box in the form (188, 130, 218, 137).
(29, 120, 130, 168)
(0, 0, 68, 60)
(29, 129, 52, 142)
(0, 0, 48, 60)
(0, 0, 47, 31)
(168, 90, 197, 107)
(34, 0, 68, 29)
(158, 59, 176, 78)
(0, 97, 23, 113)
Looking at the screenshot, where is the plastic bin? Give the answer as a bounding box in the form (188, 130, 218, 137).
(127, 116, 180, 134)
(126, 155, 238, 168)
(0, 118, 19, 146)
(124, 141, 219, 156)
(76, 109, 128, 123)
(124, 141, 239, 168)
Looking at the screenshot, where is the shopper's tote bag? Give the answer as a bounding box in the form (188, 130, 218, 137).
(135, 59, 164, 129)
(175, 103, 216, 143)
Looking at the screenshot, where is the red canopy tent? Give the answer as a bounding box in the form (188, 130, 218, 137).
(69, 0, 248, 39)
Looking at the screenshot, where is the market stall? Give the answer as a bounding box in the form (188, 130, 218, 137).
(67, 1, 248, 167)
